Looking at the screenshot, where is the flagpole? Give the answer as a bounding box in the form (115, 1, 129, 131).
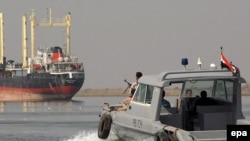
(220, 46, 223, 53)
(220, 46, 223, 69)
(220, 46, 236, 73)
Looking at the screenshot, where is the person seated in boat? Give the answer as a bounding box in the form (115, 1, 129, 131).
(185, 89, 192, 97)
(162, 90, 171, 108)
(196, 90, 218, 105)
(130, 71, 143, 93)
(116, 72, 143, 111)
(125, 71, 142, 102)
(187, 90, 219, 129)
(192, 90, 218, 112)
(181, 89, 195, 130)
(183, 89, 193, 110)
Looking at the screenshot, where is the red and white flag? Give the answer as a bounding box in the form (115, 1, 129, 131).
(220, 52, 236, 73)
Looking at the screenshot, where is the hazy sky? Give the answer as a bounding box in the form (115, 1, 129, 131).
(0, 1, 250, 89)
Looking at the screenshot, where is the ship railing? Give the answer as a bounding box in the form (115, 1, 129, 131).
(49, 62, 84, 73)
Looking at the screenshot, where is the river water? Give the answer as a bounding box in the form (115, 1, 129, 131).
(0, 96, 249, 141)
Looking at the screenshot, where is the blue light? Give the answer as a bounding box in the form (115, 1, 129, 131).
(181, 58, 188, 66)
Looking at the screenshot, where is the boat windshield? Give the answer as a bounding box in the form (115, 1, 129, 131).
(182, 80, 234, 102)
(132, 83, 154, 104)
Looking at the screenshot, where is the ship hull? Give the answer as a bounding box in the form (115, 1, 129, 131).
(0, 72, 84, 101)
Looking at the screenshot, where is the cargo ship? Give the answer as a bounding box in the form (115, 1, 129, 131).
(0, 9, 84, 101)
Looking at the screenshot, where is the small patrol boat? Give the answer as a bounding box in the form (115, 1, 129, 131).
(97, 49, 250, 141)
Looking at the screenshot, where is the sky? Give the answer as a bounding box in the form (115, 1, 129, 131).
(0, 1, 250, 89)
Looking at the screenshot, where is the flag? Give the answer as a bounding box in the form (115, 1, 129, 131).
(220, 52, 236, 73)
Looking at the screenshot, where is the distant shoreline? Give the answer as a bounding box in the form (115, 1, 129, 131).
(75, 88, 250, 97)
(76, 88, 127, 97)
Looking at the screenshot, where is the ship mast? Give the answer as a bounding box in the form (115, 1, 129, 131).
(29, 8, 71, 58)
(0, 13, 4, 64)
(22, 14, 28, 68)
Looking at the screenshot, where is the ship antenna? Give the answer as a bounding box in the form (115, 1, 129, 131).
(197, 57, 203, 70)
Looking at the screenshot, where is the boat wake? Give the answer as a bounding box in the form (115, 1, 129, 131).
(64, 130, 101, 141)
(64, 130, 154, 141)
